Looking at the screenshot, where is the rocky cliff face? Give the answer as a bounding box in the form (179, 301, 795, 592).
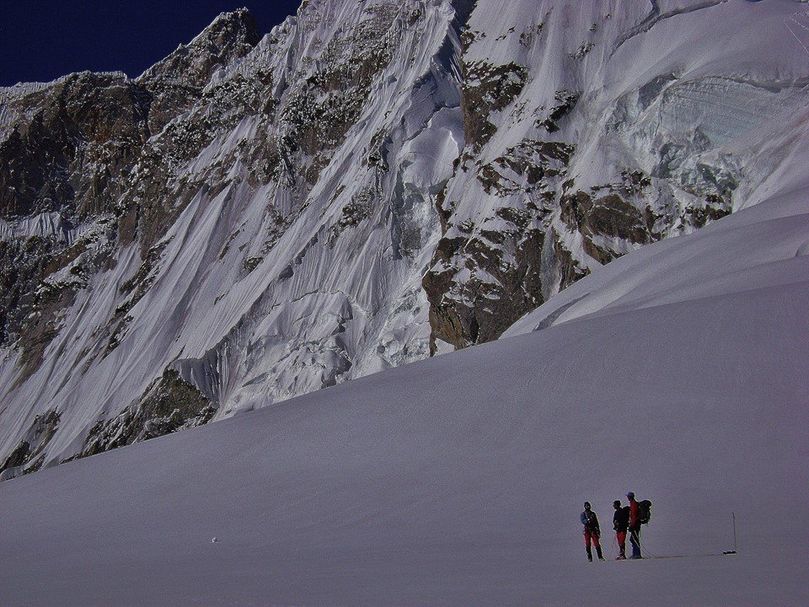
(419, 0, 801, 351)
(1, 0, 808, 477)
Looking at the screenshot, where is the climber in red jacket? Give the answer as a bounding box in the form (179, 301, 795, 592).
(627, 492, 642, 559)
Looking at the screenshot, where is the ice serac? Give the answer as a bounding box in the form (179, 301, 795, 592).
(0, 0, 808, 474)
(423, 0, 809, 350)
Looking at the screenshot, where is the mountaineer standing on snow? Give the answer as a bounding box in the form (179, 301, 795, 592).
(613, 499, 630, 559)
(627, 492, 642, 559)
(581, 501, 604, 561)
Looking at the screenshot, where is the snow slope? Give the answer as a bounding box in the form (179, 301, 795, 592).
(1, 190, 807, 605)
(2, 0, 809, 476)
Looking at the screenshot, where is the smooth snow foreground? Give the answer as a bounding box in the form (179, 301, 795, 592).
(2, 194, 808, 606)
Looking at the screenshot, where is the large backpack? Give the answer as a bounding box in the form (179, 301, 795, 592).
(638, 499, 652, 524)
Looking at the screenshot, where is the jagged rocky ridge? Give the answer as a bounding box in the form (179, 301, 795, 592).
(1, 0, 808, 477)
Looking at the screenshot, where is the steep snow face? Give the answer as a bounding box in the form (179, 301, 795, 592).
(424, 0, 809, 350)
(0, 0, 466, 471)
(1, 0, 809, 474)
(0, 189, 808, 605)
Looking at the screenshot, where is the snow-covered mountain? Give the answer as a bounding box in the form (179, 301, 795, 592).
(1, 169, 808, 605)
(2, 0, 809, 479)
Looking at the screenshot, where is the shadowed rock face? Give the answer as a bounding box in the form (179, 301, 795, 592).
(80, 369, 215, 458)
(0, 228, 116, 379)
(424, 226, 545, 351)
(0, 72, 151, 220)
(0, 10, 261, 222)
(560, 190, 653, 264)
(423, 139, 571, 350)
(0, 409, 61, 479)
(137, 8, 261, 134)
(462, 60, 528, 151)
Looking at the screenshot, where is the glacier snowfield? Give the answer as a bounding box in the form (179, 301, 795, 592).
(2, 191, 808, 605)
(2, 0, 809, 604)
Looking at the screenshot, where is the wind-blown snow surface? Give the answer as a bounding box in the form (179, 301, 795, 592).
(2, 191, 808, 605)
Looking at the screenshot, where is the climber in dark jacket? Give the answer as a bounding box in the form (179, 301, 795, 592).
(613, 499, 630, 559)
(580, 501, 604, 561)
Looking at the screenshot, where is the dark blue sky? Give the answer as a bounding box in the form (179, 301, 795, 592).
(0, 1, 301, 86)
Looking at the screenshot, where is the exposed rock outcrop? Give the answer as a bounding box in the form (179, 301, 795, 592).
(80, 369, 215, 457)
(0, 409, 61, 479)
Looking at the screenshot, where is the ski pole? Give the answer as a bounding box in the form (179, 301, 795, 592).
(733, 512, 737, 553)
(723, 512, 737, 555)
